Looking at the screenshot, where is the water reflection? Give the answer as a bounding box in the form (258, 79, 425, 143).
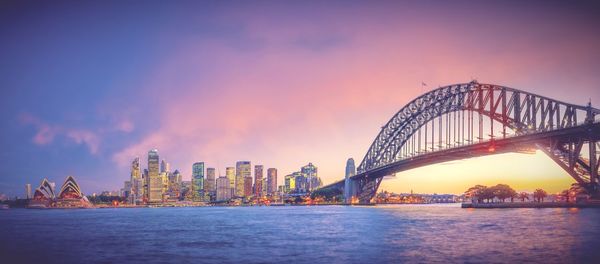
(1, 205, 599, 263)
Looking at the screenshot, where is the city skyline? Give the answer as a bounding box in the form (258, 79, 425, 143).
(2, 1, 600, 197)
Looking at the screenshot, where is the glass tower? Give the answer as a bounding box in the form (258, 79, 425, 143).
(192, 162, 205, 200)
(147, 149, 162, 203)
(235, 161, 251, 197)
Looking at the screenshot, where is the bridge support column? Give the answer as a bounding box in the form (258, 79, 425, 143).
(356, 176, 383, 204)
(344, 175, 352, 203)
(590, 140, 598, 192)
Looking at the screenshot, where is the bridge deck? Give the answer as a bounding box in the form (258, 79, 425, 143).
(321, 122, 600, 190)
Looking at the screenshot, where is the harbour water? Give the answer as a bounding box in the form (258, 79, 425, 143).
(1, 204, 600, 263)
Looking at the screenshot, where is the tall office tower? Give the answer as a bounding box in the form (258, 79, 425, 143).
(160, 171, 169, 199)
(25, 183, 32, 199)
(147, 149, 163, 203)
(123, 181, 132, 198)
(226, 167, 235, 196)
(345, 158, 356, 178)
(267, 168, 277, 195)
(160, 159, 170, 173)
(129, 157, 142, 204)
(235, 161, 251, 197)
(244, 176, 253, 197)
(254, 165, 264, 197)
(168, 169, 182, 199)
(192, 162, 205, 200)
(143, 169, 148, 200)
(344, 158, 355, 203)
(301, 163, 320, 191)
(216, 176, 232, 201)
(205, 168, 216, 199)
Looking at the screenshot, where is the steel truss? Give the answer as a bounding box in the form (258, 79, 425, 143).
(341, 81, 599, 203)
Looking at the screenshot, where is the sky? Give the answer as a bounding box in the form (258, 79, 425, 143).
(1, 0, 600, 197)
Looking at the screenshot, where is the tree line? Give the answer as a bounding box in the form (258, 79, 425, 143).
(465, 184, 549, 203)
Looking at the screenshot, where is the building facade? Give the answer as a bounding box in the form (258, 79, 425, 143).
(244, 176, 253, 197)
(226, 167, 235, 197)
(216, 176, 232, 201)
(25, 183, 32, 199)
(168, 169, 182, 200)
(205, 167, 216, 200)
(192, 162, 205, 200)
(266, 168, 277, 195)
(301, 163, 320, 192)
(284, 173, 296, 193)
(344, 158, 355, 203)
(129, 157, 143, 204)
(254, 165, 263, 197)
(160, 159, 170, 174)
(235, 161, 250, 197)
(147, 149, 163, 203)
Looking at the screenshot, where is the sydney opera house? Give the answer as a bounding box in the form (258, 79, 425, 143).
(28, 176, 93, 208)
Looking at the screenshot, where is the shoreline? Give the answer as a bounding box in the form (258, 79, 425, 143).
(461, 202, 600, 209)
(9, 202, 600, 209)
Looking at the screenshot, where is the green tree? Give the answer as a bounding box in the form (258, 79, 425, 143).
(481, 187, 495, 203)
(491, 184, 517, 202)
(518, 192, 529, 202)
(533, 189, 548, 202)
(465, 185, 487, 203)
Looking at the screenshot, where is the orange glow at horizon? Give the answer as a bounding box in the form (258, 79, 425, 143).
(378, 151, 576, 195)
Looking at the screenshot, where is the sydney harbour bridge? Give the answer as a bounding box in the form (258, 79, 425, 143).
(320, 81, 600, 204)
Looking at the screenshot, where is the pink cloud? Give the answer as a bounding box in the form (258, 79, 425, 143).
(32, 126, 57, 145)
(19, 113, 58, 145)
(116, 120, 134, 133)
(19, 113, 101, 155)
(66, 130, 100, 154)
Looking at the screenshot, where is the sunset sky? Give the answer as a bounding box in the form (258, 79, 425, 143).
(1, 0, 599, 197)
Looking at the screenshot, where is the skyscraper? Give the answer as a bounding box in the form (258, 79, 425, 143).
(143, 168, 148, 200)
(130, 157, 143, 204)
(25, 183, 32, 199)
(160, 159, 170, 173)
(345, 158, 355, 203)
(254, 165, 263, 197)
(216, 176, 232, 201)
(244, 176, 253, 197)
(235, 161, 250, 197)
(192, 162, 205, 200)
(168, 169, 182, 199)
(160, 171, 168, 199)
(301, 163, 320, 191)
(147, 149, 162, 203)
(345, 158, 356, 178)
(226, 167, 235, 196)
(284, 173, 296, 193)
(267, 168, 277, 195)
(205, 167, 216, 200)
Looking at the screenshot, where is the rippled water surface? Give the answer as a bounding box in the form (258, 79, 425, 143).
(1, 204, 600, 263)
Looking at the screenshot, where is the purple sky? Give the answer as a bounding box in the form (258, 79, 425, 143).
(1, 0, 600, 197)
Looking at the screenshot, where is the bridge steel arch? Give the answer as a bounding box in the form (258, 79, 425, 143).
(323, 81, 600, 204)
